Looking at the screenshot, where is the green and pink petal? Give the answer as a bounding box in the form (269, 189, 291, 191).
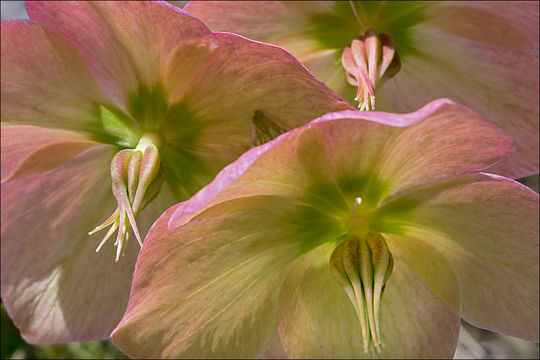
(112, 196, 342, 358)
(375, 173, 539, 341)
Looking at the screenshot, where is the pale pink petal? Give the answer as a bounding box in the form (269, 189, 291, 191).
(185, 1, 349, 96)
(26, 1, 210, 107)
(1, 142, 115, 342)
(1, 125, 102, 184)
(173, 31, 351, 159)
(112, 196, 342, 358)
(367, 101, 514, 199)
(373, 173, 539, 341)
(0, 125, 180, 342)
(25, 1, 352, 198)
(185, 1, 332, 56)
(1, 124, 91, 182)
(27, 1, 348, 127)
(279, 242, 459, 358)
(380, 2, 539, 178)
(185, 0, 358, 103)
(1, 20, 110, 131)
(1, 125, 178, 342)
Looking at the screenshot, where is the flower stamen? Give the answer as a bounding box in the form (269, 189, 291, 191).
(341, 29, 401, 110)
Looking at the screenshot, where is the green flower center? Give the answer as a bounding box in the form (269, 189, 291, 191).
(307, 1, 430, 103)
(87, 83, 213, 261)
(308, 1, 428, 57)
(330, 197, 394, 353)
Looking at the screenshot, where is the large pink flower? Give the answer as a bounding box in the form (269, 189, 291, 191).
(0, 0, 351, 343)
(186, 1, 540, 179)
(112, 99, 538, 358)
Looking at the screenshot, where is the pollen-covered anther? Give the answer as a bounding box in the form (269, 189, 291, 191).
(341, 29, 401, 110)
(88, 134, 161, 262)
(329, 232, 394, 353)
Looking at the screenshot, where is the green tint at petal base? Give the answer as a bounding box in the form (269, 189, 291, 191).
(308, 1, 430, 58)
(123, 83, 211, 200)
(100, 105, 140, 148)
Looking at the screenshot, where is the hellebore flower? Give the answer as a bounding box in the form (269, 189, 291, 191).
(186, 0, 540, 179)
(111, 99, 539, 358)
(0, 0, 351, 343)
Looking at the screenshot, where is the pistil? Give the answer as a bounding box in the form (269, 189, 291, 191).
(89, 133, 162, 262)
(329, 199, 394, 353)
(341, 29, 401, 110)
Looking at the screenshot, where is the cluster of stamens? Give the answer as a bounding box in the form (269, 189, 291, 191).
(329, 198, 394, 353)
(341, 29, 401, 110)
(89, 134, 162, 262)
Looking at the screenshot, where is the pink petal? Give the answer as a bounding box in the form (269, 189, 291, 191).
(25, 1, 352, 190)
(1, 139, 120, 342)
(1, 20, 110, 131)
(366, 101, 514, 199)
(1, 128, 178, 342)
(1, 124, 90, 182)
(2, 125, 101, 183)
(185, 0, 351, 101)
(26, 1, 209, 107)
(374, 173, 539, 341)
(185, 1, 332, 53)
(173, 31, 351, 145)
(380, 2, 539, 178)
(112, 99, 533, 356)
(27, 1, 349, 126)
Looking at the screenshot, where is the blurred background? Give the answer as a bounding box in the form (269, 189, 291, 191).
(1, 1, 538, 358)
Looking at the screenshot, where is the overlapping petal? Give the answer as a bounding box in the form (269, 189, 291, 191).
(186, 1, 539, 178)
(184, 1, 332, 63)
(1, 133, 120, 342)
(1, 20, 110, 132)
(381, 1, 539, 178)
(27, 1, 350, 126)
(1, 124, 94, 182)
(374, 173, 539, 341)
